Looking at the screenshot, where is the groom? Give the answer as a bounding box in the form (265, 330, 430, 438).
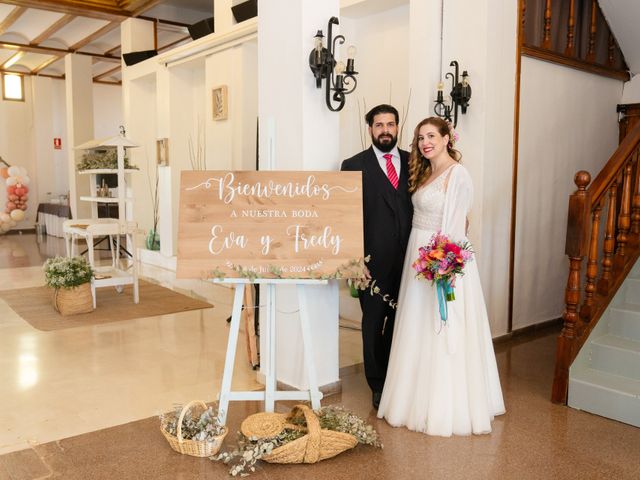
(341, 104, 413, 408)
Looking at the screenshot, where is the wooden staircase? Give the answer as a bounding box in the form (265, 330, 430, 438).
(552, 119, 640, 404)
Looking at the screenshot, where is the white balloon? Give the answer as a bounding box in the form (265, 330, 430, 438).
(0, 222, 10, 232)
(10, 209, 24, 221)
(7, 166, 20, 177)
(18, 166, 27, 177)
(21, 175, 30, 185)
(0, 213, 9, 222)
(6, 177, 17, 186)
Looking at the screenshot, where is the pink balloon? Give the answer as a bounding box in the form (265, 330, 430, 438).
(22, 185, 29, 194)
(6, 202, 15, 210)
(21, 194, 28, 202)
(14, 187, 25, 197)
(9, 194, 18, 201)
(19, 205, 26, 210)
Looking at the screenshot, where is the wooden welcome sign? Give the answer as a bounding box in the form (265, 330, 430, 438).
(176, 171, 363, 279)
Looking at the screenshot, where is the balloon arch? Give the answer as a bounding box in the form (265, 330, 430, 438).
(0, 158, 30, 235)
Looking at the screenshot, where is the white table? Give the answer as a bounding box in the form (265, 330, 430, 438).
(63, 219, 139, 308)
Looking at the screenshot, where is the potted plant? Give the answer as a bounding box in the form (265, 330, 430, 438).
(43, 256, 94, 315)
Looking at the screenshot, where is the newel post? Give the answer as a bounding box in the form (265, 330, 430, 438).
(552, 171, 591, 404)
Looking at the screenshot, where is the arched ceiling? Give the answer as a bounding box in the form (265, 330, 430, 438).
(0, 0, 213, 83)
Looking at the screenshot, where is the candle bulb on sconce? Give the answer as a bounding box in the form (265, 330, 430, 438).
(346, 45, 357, 74)
(308, 17, 358, 112)
(433, 61, 472, 127)
(334, 61, 345, 91)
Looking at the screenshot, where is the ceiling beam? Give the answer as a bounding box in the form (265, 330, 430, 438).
(30, 14, 75, 45)
(0, 6, 27, 35)
(158, 35, 190, 53)
(93, 64, 119, 81)
(129, 0, 163, 17)
(2, 51, 24, 69)
(0, 67, 64, 79)
(0, 1, 127, 21)
(31, 55, 62, 74)
(0, 40, 120, 62)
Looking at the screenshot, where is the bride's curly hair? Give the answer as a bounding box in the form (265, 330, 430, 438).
(408, 117, 461, 193)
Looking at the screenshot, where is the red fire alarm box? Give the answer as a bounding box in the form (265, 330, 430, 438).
(53, 138, 62, 150)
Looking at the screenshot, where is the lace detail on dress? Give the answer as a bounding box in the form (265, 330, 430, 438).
(412, 165, 455, 231)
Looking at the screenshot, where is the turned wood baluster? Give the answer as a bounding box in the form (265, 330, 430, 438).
(580, 202, 602, 321)
(586, 0, 597, 62)
(552, 171, 591, 404)
(607, 32, 616, 67)
(598, 181, 618, 295)
(542, 0, 552, 50)
(565, 0, 576, 56)
(630, 152, 640, 240)
(519, 0, 526, 45)
(615, 162, 633, 268)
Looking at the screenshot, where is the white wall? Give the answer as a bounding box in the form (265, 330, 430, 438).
(93, 83, 123, 139)
(0, 75, 37, 225)
(514, 57, 623, 329)
(622, 73, 640, 103)
(339, 4, 411, 158)
(33, 77, 68, 206)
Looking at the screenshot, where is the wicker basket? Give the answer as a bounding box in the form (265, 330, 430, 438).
(241, 404, 358, 464)
(53, 282, 93, 315)
(161, 400, 228, 458)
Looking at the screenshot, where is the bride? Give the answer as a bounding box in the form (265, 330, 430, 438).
(377, 117, 505, 436)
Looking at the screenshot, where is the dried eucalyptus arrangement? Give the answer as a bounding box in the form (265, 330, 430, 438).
(161, 404, 226, 442)
(213, 405, 382, 477)
(77, 149, 138, 171)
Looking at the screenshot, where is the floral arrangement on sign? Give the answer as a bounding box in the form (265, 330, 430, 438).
(43, 256, 93, 289)
(214, 405, 382, 476)
(209, 256, 399, 310)
(412, 231, 473, 323)
(77, 149, 138, 171)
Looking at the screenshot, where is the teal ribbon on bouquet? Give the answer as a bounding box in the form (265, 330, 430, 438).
(436, 278, 456, 323)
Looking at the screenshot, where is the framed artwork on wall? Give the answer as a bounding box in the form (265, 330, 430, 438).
(156, 138, 169, 165)
(212, 85, 228, 121)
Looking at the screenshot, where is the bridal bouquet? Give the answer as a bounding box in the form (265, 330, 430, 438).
(412, 232, 473, 323)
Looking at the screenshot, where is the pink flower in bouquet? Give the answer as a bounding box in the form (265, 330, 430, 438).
(412, 231, 473, 286)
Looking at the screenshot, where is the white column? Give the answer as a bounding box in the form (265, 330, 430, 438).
(121, 18, 155, 54)
(258, 0, 341, 391)
(215, 0, 235, 33)
(65, 54, 94, 219)
(407, 0, 442, 136)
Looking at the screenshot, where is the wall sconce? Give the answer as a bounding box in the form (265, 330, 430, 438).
(308, 16, 358, 112)
(433, 61, 472, 127)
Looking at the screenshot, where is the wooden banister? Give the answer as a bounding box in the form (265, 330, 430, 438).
(520, 0, 629, 82)
(552, 118, 640, 404)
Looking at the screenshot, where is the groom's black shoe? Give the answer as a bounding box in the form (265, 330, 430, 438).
(372, 392, 382, 409)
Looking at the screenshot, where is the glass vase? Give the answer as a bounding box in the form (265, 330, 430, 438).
(146, 229, 160, 251)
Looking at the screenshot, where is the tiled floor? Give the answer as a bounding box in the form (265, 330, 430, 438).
(2, 233, 640, 479)
(0, 233, 362, 455)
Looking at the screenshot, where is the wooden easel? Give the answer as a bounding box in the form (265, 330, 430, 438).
(215, 278, 326, 424)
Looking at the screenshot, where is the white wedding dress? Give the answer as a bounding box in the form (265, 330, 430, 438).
(377, 163, 505, 436)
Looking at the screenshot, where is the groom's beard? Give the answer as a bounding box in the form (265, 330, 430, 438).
(372, 133, 398, 152)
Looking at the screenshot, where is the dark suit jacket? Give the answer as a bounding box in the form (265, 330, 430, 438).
(341, 147, 413, 295)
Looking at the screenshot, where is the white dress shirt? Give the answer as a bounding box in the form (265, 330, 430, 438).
(372, 144, 401, 179)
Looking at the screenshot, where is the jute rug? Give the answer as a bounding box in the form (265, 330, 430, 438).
(0, 280, 213, 331)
